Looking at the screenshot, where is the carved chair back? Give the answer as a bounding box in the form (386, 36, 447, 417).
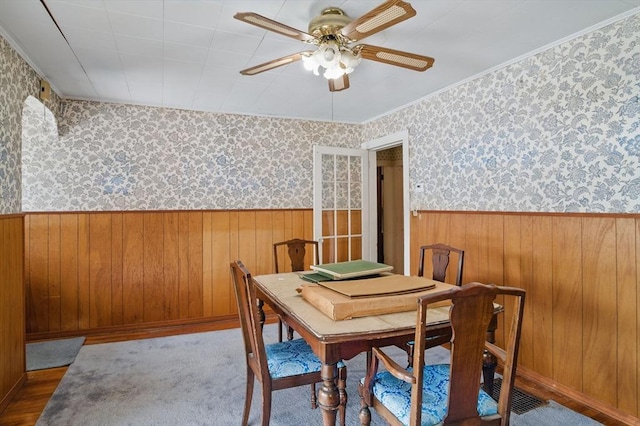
(418, 243, 465, 286)
(273, 238, 320, 273)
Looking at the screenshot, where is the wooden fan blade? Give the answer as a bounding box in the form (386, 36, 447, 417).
(357, 44, 434, 71)
(328, 74, 350, 92)
(340, 0, 416, 42)
(234, 12, 316, 42)
(240, 52, 312, 75)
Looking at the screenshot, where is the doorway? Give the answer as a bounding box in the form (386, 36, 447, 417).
(376, 146, 404, 274)
(362, 130, 410, 275)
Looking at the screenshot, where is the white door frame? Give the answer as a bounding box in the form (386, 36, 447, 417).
(361, 130, 410, 275)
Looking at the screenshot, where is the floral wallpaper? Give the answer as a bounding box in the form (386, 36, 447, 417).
(0, 36, 36, 214)
(22, 101, 362, 211)
(0, 35, 61, 214)
(14, 13, 640, 213)
(364, 13, 640, 213)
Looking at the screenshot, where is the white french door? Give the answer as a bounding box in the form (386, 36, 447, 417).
(313, 146, 372, 263)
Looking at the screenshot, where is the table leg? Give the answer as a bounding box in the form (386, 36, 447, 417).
(257, 299, 265, 328)
(482, 316, 498, 395)
(317, 363, 339, 426)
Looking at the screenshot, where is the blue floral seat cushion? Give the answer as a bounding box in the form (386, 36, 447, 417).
(265, 338, 345, 379)
(370, 363, 498, 426)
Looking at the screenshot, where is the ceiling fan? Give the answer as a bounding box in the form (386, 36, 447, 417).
(234, 0, 434, 92)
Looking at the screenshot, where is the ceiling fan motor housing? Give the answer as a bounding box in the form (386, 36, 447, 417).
(308, 7, 352, 38)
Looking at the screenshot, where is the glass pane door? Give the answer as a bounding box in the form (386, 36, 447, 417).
(313, 146, 370, 264)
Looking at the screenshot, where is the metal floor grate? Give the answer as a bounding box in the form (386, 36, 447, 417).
(491, 378, 547, 415)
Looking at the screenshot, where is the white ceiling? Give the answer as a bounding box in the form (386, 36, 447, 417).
(1, 0, 638, 123)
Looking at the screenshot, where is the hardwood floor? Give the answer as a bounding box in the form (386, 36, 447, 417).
(0, 321, 627, 426)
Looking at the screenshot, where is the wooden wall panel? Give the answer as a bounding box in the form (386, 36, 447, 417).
(122, 213, 144, 324)
(531, 216, 553, 377)
(0, 215, 25, 413)
(77, 214, 90, 330)
(89, 214, 112, 328)
(551, 217, 583, 391)
(23, 215, 31, 334)
(188, 212, 203, 318)
(143, 213, 164, 322)
(178, 212, 190, 319)
(637, 218, 640, 419)
(22, 210, 640, 418)
(238, 211, 257, 274)
(272, 211, 286, 272)
(27, 214, 48, 332)
(410, 212, 640, 418)
(201, 212, 213, 318)
(47, 215, 61, 332)
(162, 212, 180, 320)
(616, 218, 637, 415)
(519, 216, 534, 368)
(582, 218, 618, 405)
(211, 211, 233, 316)
(255, 211, 274, 276)
(111, 214, 123, 326)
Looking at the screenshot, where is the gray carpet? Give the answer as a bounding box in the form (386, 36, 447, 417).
(37, 325, 601, 425)
(27, 337, 86, 371)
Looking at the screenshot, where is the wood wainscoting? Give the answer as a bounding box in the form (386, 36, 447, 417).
(0, 214, 25, 414)
(24, 210, 314, 337)
(23, 209, 639, 422)
(411, 211, 639, 422)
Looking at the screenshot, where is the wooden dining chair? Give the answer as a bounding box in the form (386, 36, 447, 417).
(417, 243, 465, 286)
(230, 260, 346, 426)
(358, 282, 526, 426)
(273, 238, 320, 342)
(405, 243, 465, 366)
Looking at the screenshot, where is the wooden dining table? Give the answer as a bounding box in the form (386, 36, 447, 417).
(252, 272, 501, 426)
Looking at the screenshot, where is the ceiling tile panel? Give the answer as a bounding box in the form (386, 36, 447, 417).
(107, 11, 163, 40)
(204, 49, 251, 70)
(45, 1, 111, 32)
(113, 34, 163, 58)
(163, 21, 215, 48)
(165, 0, 223, 29)
(210, 30, 262, 55)
(62, 27, 117, 51)
(103, 0, 163, 19)
(164, 42, 209, 64)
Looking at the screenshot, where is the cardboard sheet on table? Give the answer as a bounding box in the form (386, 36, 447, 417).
(297, 279, 453, 321)
(317, 274, 436, 298)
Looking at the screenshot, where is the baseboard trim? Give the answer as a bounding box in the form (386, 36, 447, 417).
(517, 365, 639, 425)
(26, 314, 280, 344)
(0, 373, 26, 414)
(26, 315, 240, 342)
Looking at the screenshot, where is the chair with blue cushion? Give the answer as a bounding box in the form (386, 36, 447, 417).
(230, 260, 346, 426)
(358, 282, 526, 426)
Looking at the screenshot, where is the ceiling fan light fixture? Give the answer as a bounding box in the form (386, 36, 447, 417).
(316, 41, 340, 68)
(340, 49, 361, 70)
(303, 43, 361, 80)
(301, 54, 320, 75)
(323, 63, 345, 80)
